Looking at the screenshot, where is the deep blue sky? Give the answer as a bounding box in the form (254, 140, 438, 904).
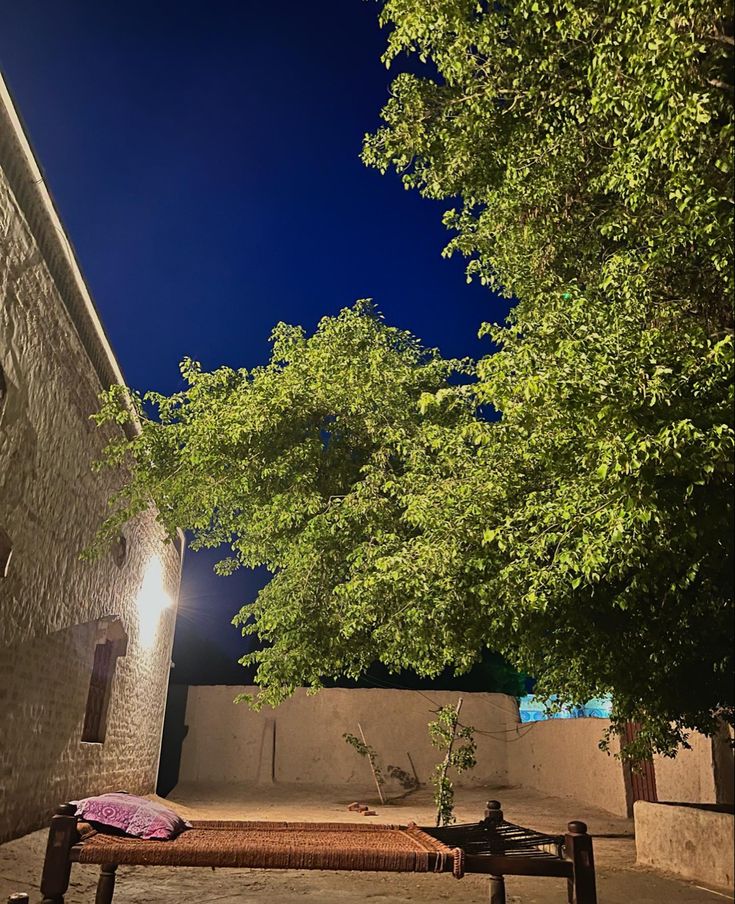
(0, 1, 504, 678)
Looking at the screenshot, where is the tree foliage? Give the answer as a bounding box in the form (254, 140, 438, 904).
(93, 0, 734, 757)
(94, 304, 483, 700)
(360, 0, 734, 755)
(363, 0, 733, 325)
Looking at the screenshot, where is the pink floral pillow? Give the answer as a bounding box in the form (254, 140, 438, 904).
(74, 792, 191, 840)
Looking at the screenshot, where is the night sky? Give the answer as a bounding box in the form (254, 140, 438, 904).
(0, 2, 508, 683)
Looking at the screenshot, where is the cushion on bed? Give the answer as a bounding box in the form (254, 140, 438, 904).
(73, 792, 190, 840)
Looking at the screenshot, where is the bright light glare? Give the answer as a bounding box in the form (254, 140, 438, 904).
(137, 556, 172, 648)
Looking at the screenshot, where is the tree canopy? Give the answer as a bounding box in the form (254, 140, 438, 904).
(95, 306, 489, 697)
(363, 0, 733, 325)
(361, 0, 734, 755)
(94, 0, 734, 757)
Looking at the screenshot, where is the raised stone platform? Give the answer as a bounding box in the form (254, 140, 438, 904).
(635, 800, 734, 892)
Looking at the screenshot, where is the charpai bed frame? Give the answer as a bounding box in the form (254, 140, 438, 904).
(39, 800, 597, 903)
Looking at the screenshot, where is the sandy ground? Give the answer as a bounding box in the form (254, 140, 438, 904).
(1, 783, 732, 903)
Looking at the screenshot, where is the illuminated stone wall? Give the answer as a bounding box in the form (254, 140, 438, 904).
(0, 77, 181, 842)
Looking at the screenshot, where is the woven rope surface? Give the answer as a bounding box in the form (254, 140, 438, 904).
(426, 820, 565, 859)
(76, 820, 462, 875)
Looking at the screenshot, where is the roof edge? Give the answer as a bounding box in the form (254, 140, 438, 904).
(0, 72, 132, 403)
(1, 73, 186, 549)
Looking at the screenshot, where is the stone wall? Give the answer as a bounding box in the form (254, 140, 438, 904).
(654, 727, 734, 807)
(0, 76, 181, 842)
(179, 687, 518, 791)
(635, 801, 735, 891)
(506, 719, 629, 817)
(654, 733, 718, 804)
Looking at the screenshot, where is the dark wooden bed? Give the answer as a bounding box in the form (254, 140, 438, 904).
(39, 799, 597, 903)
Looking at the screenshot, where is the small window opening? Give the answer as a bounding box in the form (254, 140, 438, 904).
(0, 528, 12, 578)
(112, 533, 127, 568)
(82, 622, 127, 744)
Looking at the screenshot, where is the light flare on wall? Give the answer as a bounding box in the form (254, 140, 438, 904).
(137, 556, 172, 648)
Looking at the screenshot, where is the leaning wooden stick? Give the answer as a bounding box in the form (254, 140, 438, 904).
(358, 722, 385, 805)
(435, 697, 463, 826)
(406, 750, 420, 787)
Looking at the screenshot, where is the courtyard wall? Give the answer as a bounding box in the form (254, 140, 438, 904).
(506, 718, 629, 816)
(653, 732, 719, 804)
(176, 686, 729, 819)
(178, 686, 518, 790)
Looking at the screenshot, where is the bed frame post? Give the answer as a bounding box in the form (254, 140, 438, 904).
(483, 799, 503, 825)
(40, 803, 78, 904)
(483, 802, 506, 903)
(95, 863, 117, 904)
(565, 820, 597, 904)
(489, 875, 506, 903)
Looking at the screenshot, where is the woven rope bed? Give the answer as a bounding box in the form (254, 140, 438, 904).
(38, 800, 597, 904)
(74, 819, 463, 875)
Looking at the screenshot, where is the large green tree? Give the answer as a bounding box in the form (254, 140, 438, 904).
(95, 0, 733, 756)
(95, 305, 487, 696)
(360, 0, 734, 755)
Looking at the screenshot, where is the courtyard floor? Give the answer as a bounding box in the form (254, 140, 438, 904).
(1, 783, 732, 903)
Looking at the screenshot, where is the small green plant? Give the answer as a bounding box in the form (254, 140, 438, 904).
(344, 729, 385, 802)
(429, 702, 477, 826)
(343, 732, 384, 786)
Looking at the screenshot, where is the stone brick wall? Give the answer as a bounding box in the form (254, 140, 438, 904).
(0, 77, 182, 842)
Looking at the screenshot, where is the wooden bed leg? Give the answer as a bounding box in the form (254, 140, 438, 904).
(489, 875, 506, 904)
(40, 804, 78, 904)
(565, 821, 597, 904)
(95, 864, 117, 904)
